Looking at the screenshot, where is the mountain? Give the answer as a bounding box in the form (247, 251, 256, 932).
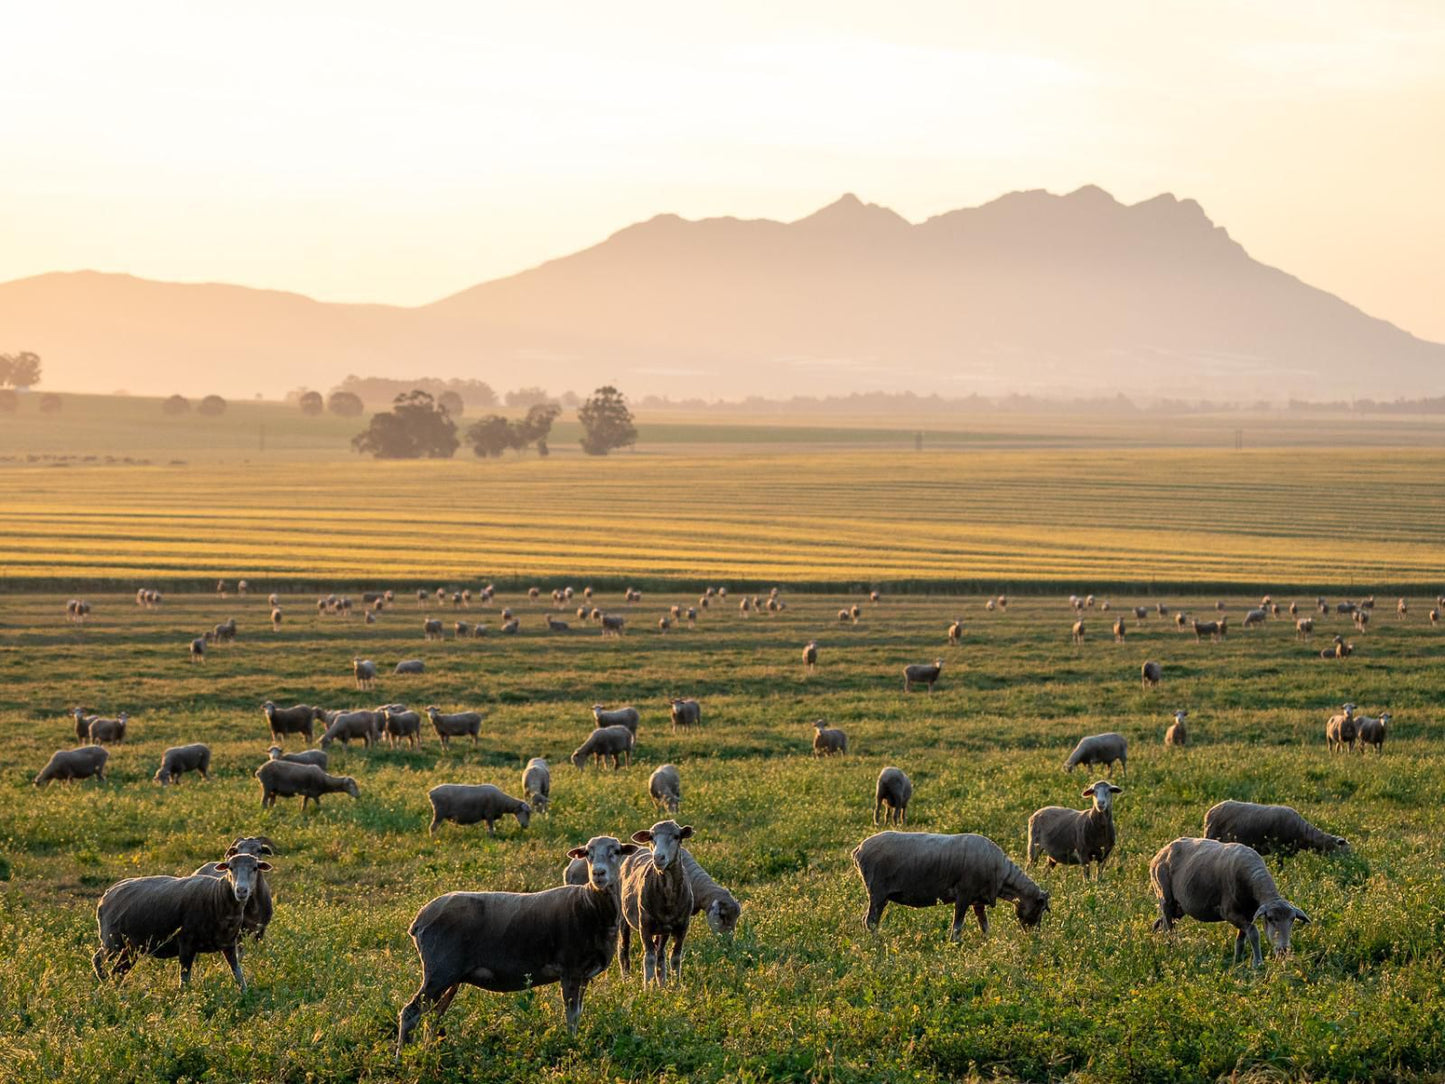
(4, 187, 1442, 401)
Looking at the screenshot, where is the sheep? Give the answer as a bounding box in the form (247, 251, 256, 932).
(678, 848, 742, 935)
(1325, 703, 1357, 752)
(571, 725, 634, 769)
(874, 766, 912, 825)
(71, 706, 98, 743)
(686, 606, 697, 627)
(852, 831, 1050, 941)
(1192, 619, 1222, 642)
(1071, 619, 1085, 644)
(812, 720, 848, 756)
(1397, 598, 1408, 619)
(1432, 609, 1440, 626)
(947, 620, 964, 646)
(522, 757, 551, 815)
(500, 618, 520, 634)
(576, 605, 589, 620)
(1355, 711, 1390, 753)
(501, 607, 514, 620)
(1216, 600, 1227, 612)
(985, 599, 996, 612)
(427, 784, 531, 836)
(619, 820, 695, 986)
(669, 698, 701, 731)
(425, 707, 484, 747)
(1289, 600, 1299, 616)
(1175, 611, 1189, 631)
(849, 604, 861, 623)
(192, 836, 277, 942)
(1149, 837, 1309, 966)
(269, 592, 282, 607)
(353, 658, 377, 689)
(1296, 617, 1314, 640)
(1165, 710, 1188, 747)
(903, 659, 944, 692)
(1243, 608, 1267, 628)
(1112, 616, 1127, 642)
(319, 708, 381, 751)
(1361, 595, 1376, 610)
(394, 659, 426, 675)
(1063, 732, 1127, 776)
(1141, 660, 1162, 690)
(591, 704, 641, 733)
(35, 745, 109, 786)
(649, 763, 682, 814)
(546, 615, 571, 632)
(1203, 801, 1348, 855)
(1353, 608, 1370, 632)
(153, 744, 212, 785)
(88, 712, 128, 745)
(600, 614, 626, 637)
(396, 835, 640, 1047)
(423, 618, 444, 640)
(1133, 605, 1149, 623)
(382, 706, 424, 747)
(1156, 602, 1169, 617)
(669, 604, 682, 621)
(270, 607, 283, 630)
(263, 701, 320, 744)
(267, 745, 327, 769)
(1026, 780, 1122, 881)
(92, 851, 272, 991)
(255, 760, 359, 810)
(658, 616, 672, 634)
(1336, 600, 1357, 615)
(455, 620, 471, 637)
(527, 586, 540, 600)
(802, 640, 819, 671)
(837, 608, 850, 623)
(190, 637, 206, 663)
(741, 598, 753, 617)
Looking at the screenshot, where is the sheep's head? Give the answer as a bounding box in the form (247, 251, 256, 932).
(570, 749, 588, 769)
(1083, 781, 1122, 812)
(706, 895, 742, 935)
(633, 820, 693, 872)
(1014, 890, 1050, 929)
(341, 777, 360, 799)
(1253, 899, 1308, 955)
(226, 836, 277, 858)
(566, 835, 638, 891)
(215, 853, 271, 903)
(515, 803, 532, 829)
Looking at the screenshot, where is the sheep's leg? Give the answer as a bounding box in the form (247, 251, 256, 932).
(668, 926, 687, 984)
(1247, 925, 1263, 967)
(428, 813, 441, 836)
(642, 934, 659, 986)
(396, 975, 455, 1050)
(949, 900, 968, 941)
(221, 944, 246, 992)
(177, 942, 197, 988)
(655, 933, 670, 985)
(864, 895, 886, 932)
(1232, 928, 1247, 964)
(972, 902, 990, 935)
(561, 977, 585, 1035)
(618, 923, 633, 977)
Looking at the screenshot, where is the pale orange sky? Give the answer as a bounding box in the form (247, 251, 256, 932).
(3, 1, 1443, 340)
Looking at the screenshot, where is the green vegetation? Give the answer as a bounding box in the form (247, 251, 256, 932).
(0, 590, 1442, 1082)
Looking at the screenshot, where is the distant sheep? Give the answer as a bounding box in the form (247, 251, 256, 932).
(190, 637, 206, 663)
(35, 746, 109, 786)
(947, 620, 964, 646)
(812, 720, 847, 756)
(255, 760, 358, 810)
(1165, 710, 1188, 747)
(154, 744, 212, 785)
(649, 764, 682, 814)
(394, 659, 425, 675)
(571, 724, 634, 769)
(1063, 732, 1127, 775)
(423, 619, 444, 640)
(902, 659, 944, 692)
(1355, 711, 1390, 753)
(267, 745, 327, 769)
(600, 614, 626, 637)
(1141, 660, 1162, 690)
(1243, 608, 1267, 628)
(1295, 617, 1314, 640)
(263, 702, 319, 744)
(522, 757, 551, 815)
(874, 767, 912, 825)
(591, 704, 641, 733)
(427, 784, 531, 836)
(1325, 703, 1357, 751)
(1027, 780, 1122, 881)
(88, 712, 128, 745)
(1072, 619, 1085, 644)
(802, 640, 818, 670)
(353, 658, 377, 689)
(1203, 801, 1347, 855)
(425, 707, 483, 747)
(668, 698, 701, 730)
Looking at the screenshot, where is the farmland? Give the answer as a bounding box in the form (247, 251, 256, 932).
(2, 588, 1444, 1082)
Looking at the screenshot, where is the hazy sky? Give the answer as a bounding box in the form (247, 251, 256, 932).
(4, 1, 1443, 339)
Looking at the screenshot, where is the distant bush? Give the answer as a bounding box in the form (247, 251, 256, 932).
(197, 394, 227, 416)
(505, 386, 554, 408)
(39, 394, 62, 414)
(438, 390, 464, 417)
(328, 391, 364, 417)
(298, 390, 324, 416)
(162, 394, 190, 415)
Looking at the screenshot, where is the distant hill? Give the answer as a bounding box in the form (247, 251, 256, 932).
(4, 186, 1442, 400)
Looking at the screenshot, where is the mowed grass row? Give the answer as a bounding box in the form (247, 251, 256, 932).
(1, 590, 1444, 1082)
(4, 447, 1445, 584)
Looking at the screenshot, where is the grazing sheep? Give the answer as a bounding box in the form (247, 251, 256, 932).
(1063, 732, 1127, 776)
(154, 744, 212, 785)
(1216, 600, 1227, 612)
(192, 836, 277, 942)
(1156, 602, 1169, 617)
(522, 757, 551, 815)
(397, 835, 639, 1046)
(1325, 703, 1358, 752)
(1431, 609, 1440, 626)
(812, 720, 848, 756)
(92, 851, 272, 991)
(1027, 781, 1122, 881)
(571, 725, 635, 769)
(649, 764, 682, 814)
(600, 614, 625, 637)
(1243, 608, 1267, 628)
(88, 712, 128, 745)
(455, 621, 471, 637)
(852, 831, 1050, 941)
(1336, 600, 1357, 615)
(874, 767, 912, 826)
(1319, 637, 1355, 660)
(319, 709, 382, 748)
(501, 607, 514, 621)
(35, 745, 109, 786)
(802, 640, 819, 670)
(1296, 617, 1314, 640)
(500, 618, 520, 634)
(189, 637, 206, 663)
(947, 620, 964, 646)
(255, 760, 358, 810)
(1071, 619, 1085, 644)
(394, 659, 425, 675)
(564, 847, 743, 938)
(353, 658, 377, 689)
(425, 707, 484, 747)
(576, 605, 589, 620)
(423, 619, 444, 641)
(668, 698, 701, 731)
(546, 615, 571, 632)
(985, 599, 996, 612)
(427, 784, 531, 836)
(1397, 598, 1408, 619)
(903, 659, 944, 692)
(1112, 617, 1127, 642)
(1355, 712, 1390, 753)
(267, 745, 328, 769)
(1192, 619, 1222, 642)
(1149, 837, 1309, 966)
(619, 820, 695, 986)
(263, 701, 320, 744)
(686, 606, 697, 627)
(591, 704, 641, 733)
(1141, 660, 1162, 690)
(382, 707, 423, 748)
(837, 608, 850, 623)
(1165, 710, 1188, 747)
(1203, 801, 1347, 855)
(658, 616, 672, 634)
(1353, 609, 1370, 632)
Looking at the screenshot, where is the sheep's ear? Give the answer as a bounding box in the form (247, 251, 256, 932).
(1081, 786, 1094, 797)
(617, 843, 640, 856)
(631, 830, 654, 844)
(1335, 837, 1349, 849)
(256, 862, 273, 872)
(1109, 785, 1122, 794)
(678, 825, 694, 839)
(1292, 907, 1311, 925)
(215, 862, 230, 872)
(565, 847, 587, 859)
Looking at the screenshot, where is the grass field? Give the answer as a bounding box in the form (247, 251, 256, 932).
(1, 588, 1443, 1082)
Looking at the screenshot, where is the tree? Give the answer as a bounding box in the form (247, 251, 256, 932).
(298, 390, 324, 416)
(505, 386, 553, 408)
(465, 414, 516, 458)
(197, 394, 227, 416)
(328, 390, 364, 417)
(0, 351, 40, 388)
(39, 394, 62, 413)
(352, 390, 459, 459)
(438, 390, 464, 417)
(162, 394, 191, 415)
(578, 386, 637, 456)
